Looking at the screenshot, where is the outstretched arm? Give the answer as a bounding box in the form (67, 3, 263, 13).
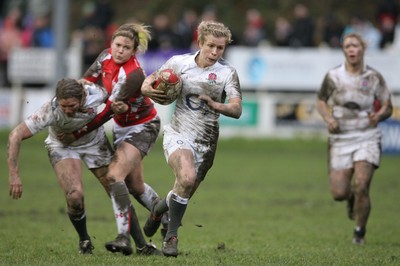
(7, 122, 34, 199)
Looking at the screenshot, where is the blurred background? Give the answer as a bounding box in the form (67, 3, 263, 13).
(0, 0, 399, 153)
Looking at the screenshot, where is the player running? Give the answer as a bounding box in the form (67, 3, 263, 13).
(316, 32, 393, 245)
(141, 20, 242, 257)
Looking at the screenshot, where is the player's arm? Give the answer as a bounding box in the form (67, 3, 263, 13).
(82, 49, 108, 81)
(316, 74, 339, 134)
(199, 95, 242, 119)
(116, 68, 145, 101)
(107, 68, 146, 113)
(73, 69, 146, 139)
(141, 71, 168, 103)
(7, 122, 34, 200)
(369, 98, 393, 127)
(199, 70, 242, 119)
(71, 100, 114, 140)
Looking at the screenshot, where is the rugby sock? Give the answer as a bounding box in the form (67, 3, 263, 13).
(354, 226, 366, 237)
(154, 197, 169, 217)
(68, 211, 90, 241)
(165, 190, 173, 208)
(165, 192, 188, 240)
(129, 205, 147, 248)
(109, 181, 131, 237)
(136, 183, 160, 211)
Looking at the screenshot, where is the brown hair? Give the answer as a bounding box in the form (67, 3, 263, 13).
(197, 20, 232, 45)
(55, 78, 84, 101)
(112, 23, 151, 53)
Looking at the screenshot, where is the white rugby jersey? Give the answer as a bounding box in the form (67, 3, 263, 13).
(318, 63, 391, 132)
(25, 84, 108, 147)
(160, 51, 242, 143)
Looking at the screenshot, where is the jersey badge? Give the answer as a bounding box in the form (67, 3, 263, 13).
(207, 73, 217, 85)
(359, 79, 370, 95)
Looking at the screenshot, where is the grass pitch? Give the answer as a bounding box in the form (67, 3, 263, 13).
(0, 130, 399, 265)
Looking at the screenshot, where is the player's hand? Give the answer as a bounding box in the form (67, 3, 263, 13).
(368, 112, 379, 128)
(57, 132, 77, 145)
(327, 118, 340, 134)
(111, 101, 129, 114)
(9, 175, 23, 199)
(141, 83, 168, 104)
(77, 79, 93, 86)
(199, 95, 217, 111)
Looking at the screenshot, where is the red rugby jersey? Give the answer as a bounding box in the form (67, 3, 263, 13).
(73, 49, 157, 138)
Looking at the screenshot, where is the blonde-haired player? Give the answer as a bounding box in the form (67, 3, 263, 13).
(316, 32, 393, 244)
(141, 20, 242, 257)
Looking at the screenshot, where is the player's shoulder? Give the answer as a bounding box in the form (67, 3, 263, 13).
(98, 49, 112, 62)
(328, 63, 343, 74)
(365, 65, 383, 76)
(325, 63, 343, 80)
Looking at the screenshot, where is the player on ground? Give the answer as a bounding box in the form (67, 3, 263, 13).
(316, 32, 393, 244)
(59, 23, 166, 255)
(141, 20, 242, 257)
(8, 79, 111, 254)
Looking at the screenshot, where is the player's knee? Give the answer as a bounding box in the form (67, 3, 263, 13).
(330, 189, 348, 201)
(66, 189, 84, 211)
(179, 174, 196, 191)
(354, 184, 369, 197)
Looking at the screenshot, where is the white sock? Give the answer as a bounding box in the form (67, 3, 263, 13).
(138, 183, 160, 211)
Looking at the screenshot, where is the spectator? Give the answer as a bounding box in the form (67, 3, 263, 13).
(148, 13, 181, 51)
(343, 14, 382, 50)
(31, 14, 53, 47)
(376, 0, 399, 49)
(175, 8, 198, 50)
(274, 16, 292, 47)
(322, 13, 344, 48)
(192, 5, 218, 49)
(289, 3, 315, 47)
(0, 6, 23, 87)
(241, 8, 268, 47)
(77, 0, 114, 71)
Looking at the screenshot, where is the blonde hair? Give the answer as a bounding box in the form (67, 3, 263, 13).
(341, 32, 367, 50)
(197, 20, 232, 45)
(112, 23, 151, 53)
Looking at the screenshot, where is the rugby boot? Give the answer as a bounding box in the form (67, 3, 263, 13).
(105, 234, 133, 255)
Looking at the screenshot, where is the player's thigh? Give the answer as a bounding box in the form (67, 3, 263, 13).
(90, 166, 110, 195)
(329, 168, 353, 198)
(169, 149, 196, 183)
(108, 142, 139, 182)
(353, 161, 375, 189)
(53, 158, 84, 194)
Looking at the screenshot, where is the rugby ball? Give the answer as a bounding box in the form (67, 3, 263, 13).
(153, 68, 182, 105)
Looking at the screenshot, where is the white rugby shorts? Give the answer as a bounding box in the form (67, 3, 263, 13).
(46, 133, 113, 169)
(162, 124, 216, 181)
(329, 128, 382, 170)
